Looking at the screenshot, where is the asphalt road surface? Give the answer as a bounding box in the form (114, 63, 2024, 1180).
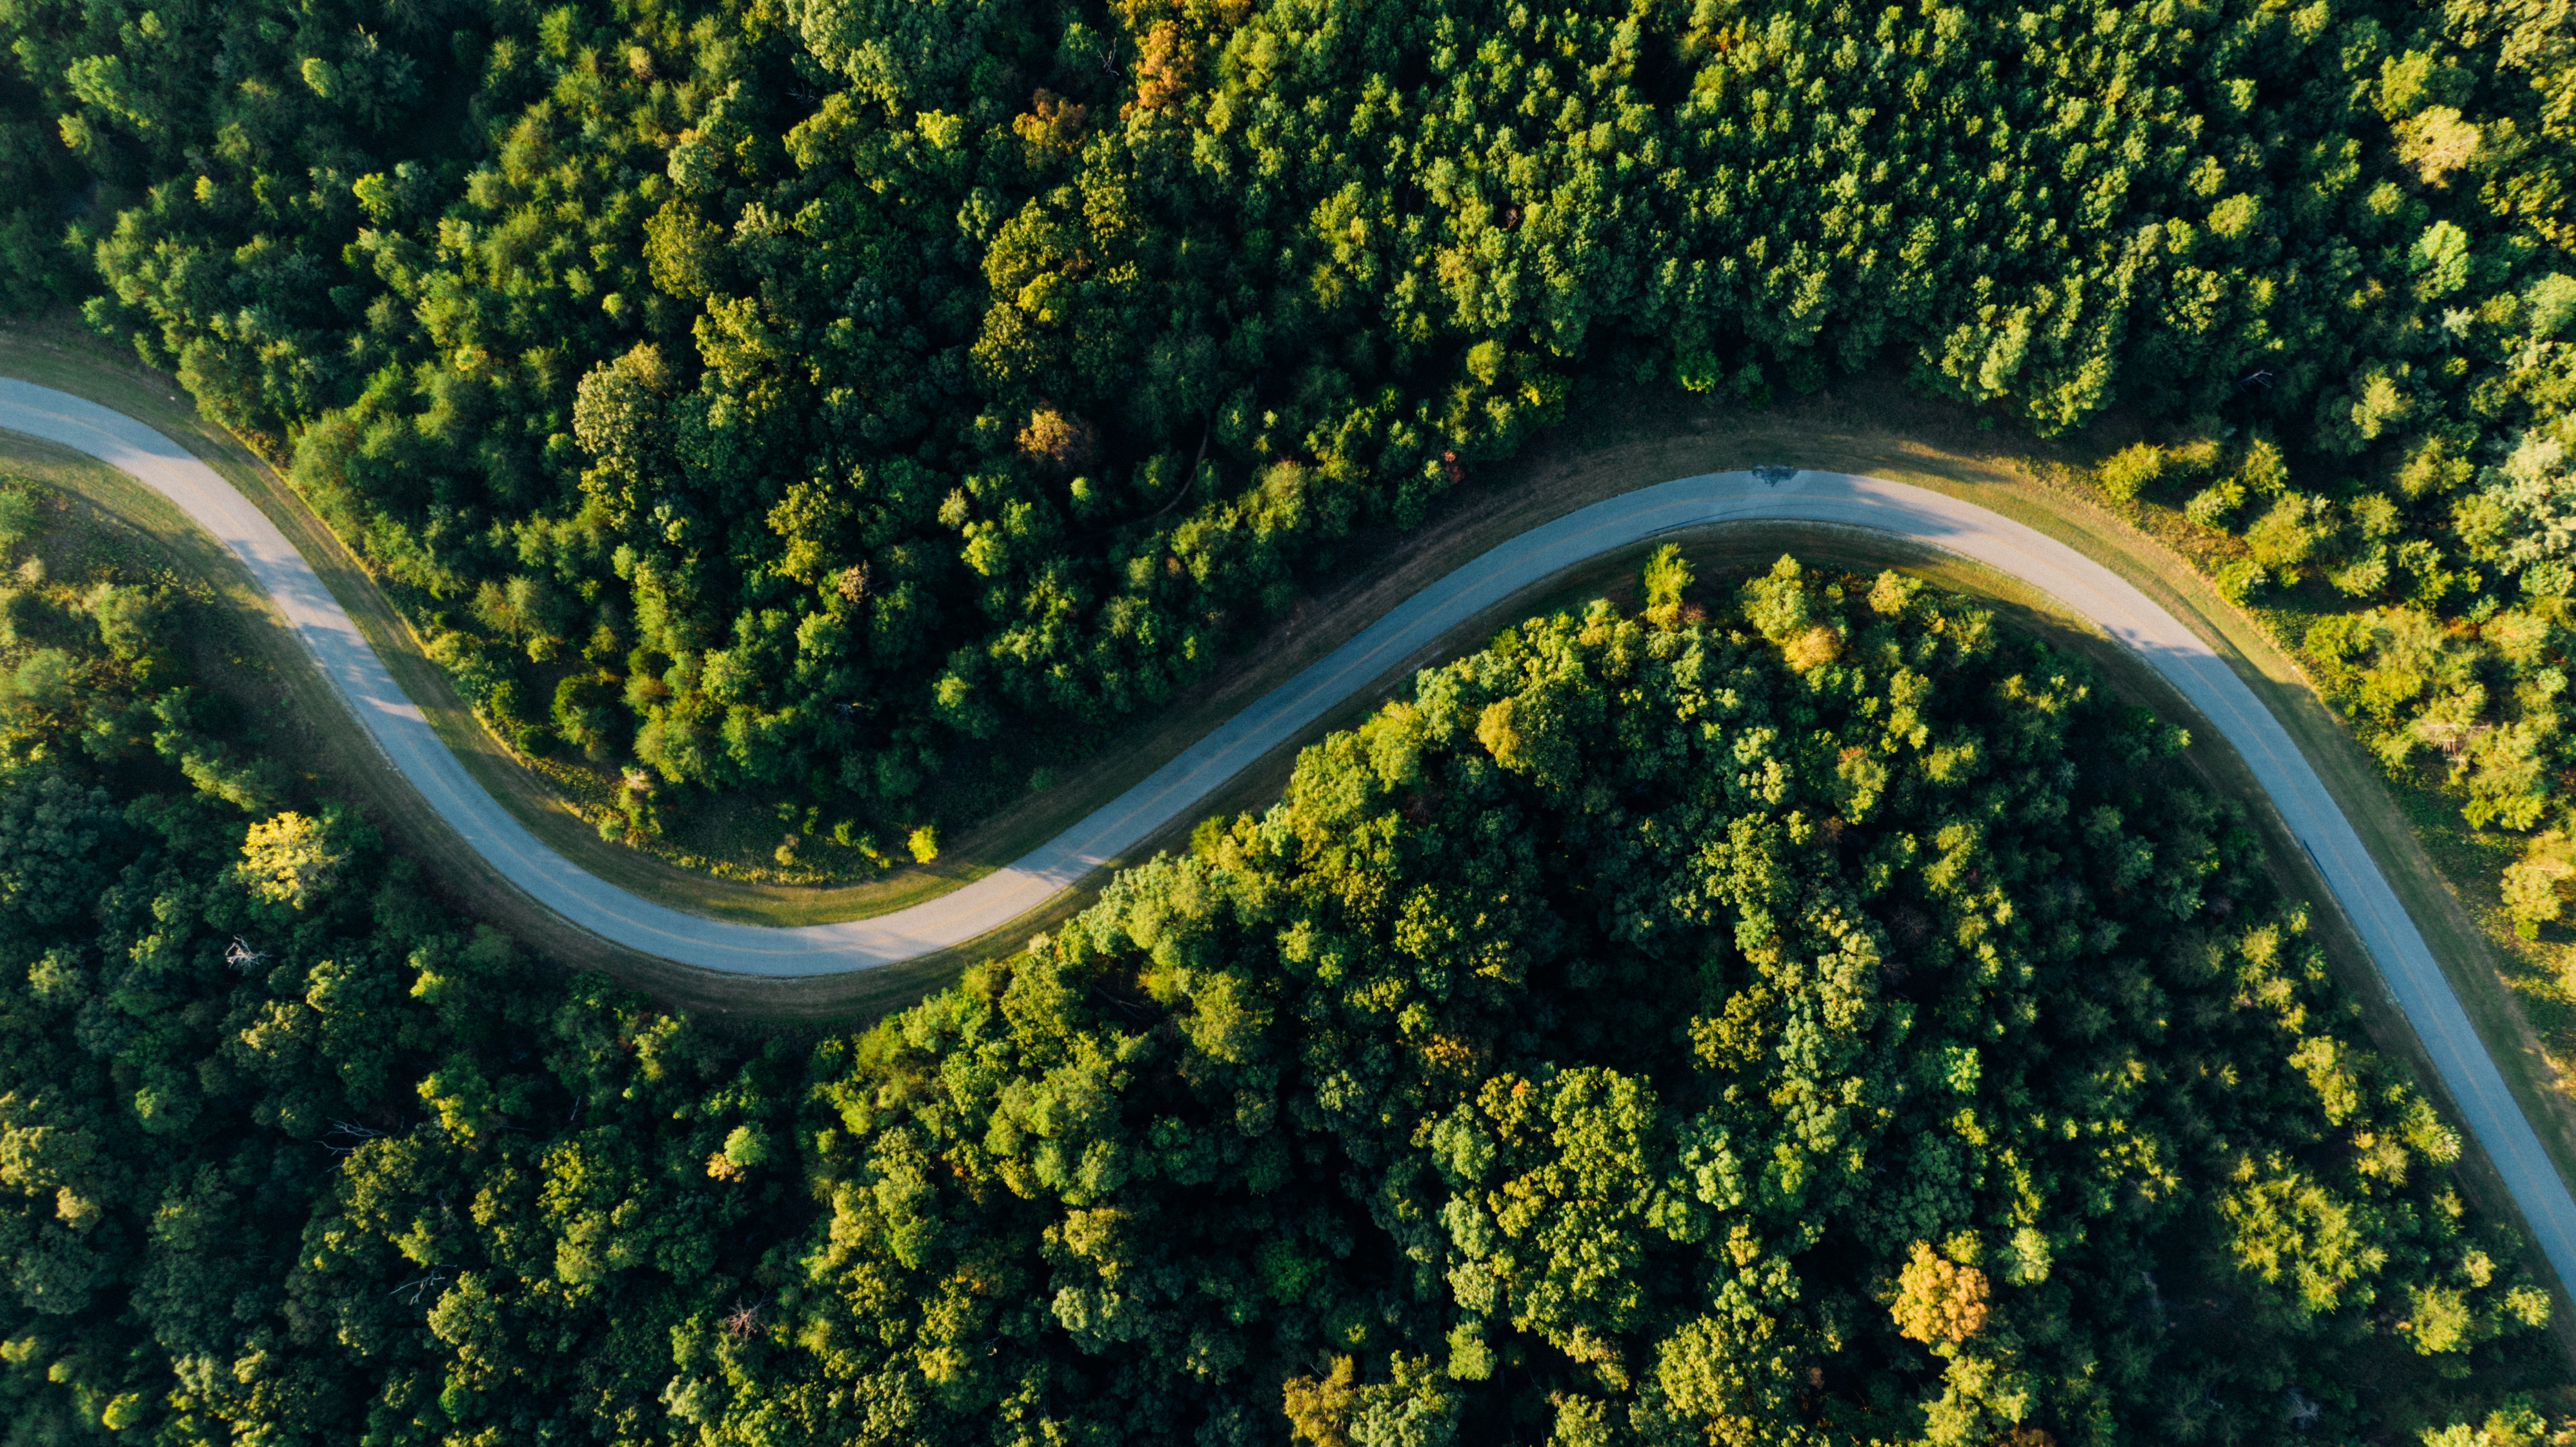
(9, 377, 2576, 1293)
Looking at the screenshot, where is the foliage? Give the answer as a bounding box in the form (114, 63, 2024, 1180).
(0, 519, 2561, 1442)
(9, 0, 2576, 880)
(234, 809, 351, 910)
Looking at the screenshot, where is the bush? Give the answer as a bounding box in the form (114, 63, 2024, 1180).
(2098, 443, 2166, 502)
(2215, 560, 2269, 603)
(2186, 480, 2246, 528)
(1640, 543, 1693, 626)
(0, 485, 37, 551)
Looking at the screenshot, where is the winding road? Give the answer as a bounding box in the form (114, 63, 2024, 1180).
(9, 376, 2576, 1293)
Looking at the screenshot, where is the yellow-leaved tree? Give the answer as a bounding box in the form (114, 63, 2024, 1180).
(1891, 1240, 1991, 1346)
(236, 811, 347, 911)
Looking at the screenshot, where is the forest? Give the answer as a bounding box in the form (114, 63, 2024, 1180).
(12, 0, 2576, 1437)
(0, 467, 2564, 1442)
(5, 0, 2576, 891)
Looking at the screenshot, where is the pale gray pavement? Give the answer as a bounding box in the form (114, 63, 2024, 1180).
(8, 377, 2575, 1291)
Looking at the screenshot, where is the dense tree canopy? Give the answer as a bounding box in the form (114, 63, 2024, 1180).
(10, 0, 2576, 887)
(0, 487, 2563, 1442)
(10, 0, 2576, 1438)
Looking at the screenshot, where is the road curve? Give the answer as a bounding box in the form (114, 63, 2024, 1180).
(9, 376, 2576, 1289)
